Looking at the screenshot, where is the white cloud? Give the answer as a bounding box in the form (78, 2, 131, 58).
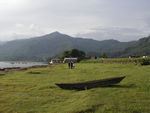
(76, 26, 150, 42)
(0, 0, 150, 41)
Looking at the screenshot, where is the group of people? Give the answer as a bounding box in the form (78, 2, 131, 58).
(68, 61, 75, 69)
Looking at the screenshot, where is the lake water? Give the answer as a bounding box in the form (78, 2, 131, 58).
(0, 61, 48, 69)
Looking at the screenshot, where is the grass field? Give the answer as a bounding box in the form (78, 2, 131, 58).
(0, 63, 150, 113)
(81, 58, 150, 65)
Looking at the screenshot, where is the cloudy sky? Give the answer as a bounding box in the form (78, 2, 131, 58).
(0, 0, 150, 41)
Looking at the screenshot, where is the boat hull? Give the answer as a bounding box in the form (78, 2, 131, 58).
(55, 76, 126, 90)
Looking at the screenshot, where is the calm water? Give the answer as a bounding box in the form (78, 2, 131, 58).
(0, 61, 48, 69)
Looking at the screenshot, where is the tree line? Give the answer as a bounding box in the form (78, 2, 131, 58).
(59, 48, 107, 61)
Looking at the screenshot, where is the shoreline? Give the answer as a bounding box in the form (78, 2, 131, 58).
(0, 65, 49, 72)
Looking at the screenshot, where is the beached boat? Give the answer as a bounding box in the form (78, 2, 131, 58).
(55, 76, 126, 90)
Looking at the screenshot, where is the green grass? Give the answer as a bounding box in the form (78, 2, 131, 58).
(0, 63, 150, 113)
(81, 58, 150, 65)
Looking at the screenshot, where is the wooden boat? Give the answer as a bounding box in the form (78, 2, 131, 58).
(55, 76, 125, 90)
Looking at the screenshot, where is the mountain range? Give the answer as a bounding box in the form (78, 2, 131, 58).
(0, 31, 149, 61)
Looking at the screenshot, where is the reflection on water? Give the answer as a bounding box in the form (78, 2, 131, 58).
(0, 61, 48, 69)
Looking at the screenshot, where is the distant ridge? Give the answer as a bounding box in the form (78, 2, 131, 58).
(0, 31, 149, 61)
(119, 36, 150, 57)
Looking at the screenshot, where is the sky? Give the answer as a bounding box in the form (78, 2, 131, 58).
(0, 0, 150, 42)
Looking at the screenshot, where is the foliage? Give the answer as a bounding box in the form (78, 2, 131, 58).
(100, 52, 107, 58)
(0, 63, 150, 113)
(81, 58, 150, 65)
(120, 36, 150, 57)
(59, 50, 70, 59)
(59, 48, 86, 61)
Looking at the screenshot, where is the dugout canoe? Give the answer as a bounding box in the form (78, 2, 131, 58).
(55, 76, 125, 90)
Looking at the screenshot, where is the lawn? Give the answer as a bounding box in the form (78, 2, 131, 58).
(0, 63, 150, 113)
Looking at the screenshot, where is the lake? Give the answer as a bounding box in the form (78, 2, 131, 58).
(0, 61, 48, 69)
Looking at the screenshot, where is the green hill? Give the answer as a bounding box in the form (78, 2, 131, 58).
(0, 31, 149, 61)
(0, 32, 134, 61)
(117, 36, 150, 57)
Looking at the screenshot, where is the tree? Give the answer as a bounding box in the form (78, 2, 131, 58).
(69, 49, 80, 57)
(101, 52, 107, 58)
(59, 48, 86, 61)
(59, 50, 70, 59)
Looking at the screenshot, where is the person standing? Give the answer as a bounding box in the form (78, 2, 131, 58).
(73, 62, 75, 68)
(70, 61, 73, 69)
(68, 61, 71, 69)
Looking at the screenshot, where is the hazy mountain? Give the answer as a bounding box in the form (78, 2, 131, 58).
(0, 41, 6, 45)
(0, 31, 149, 61)
(119, 36, 150, 57)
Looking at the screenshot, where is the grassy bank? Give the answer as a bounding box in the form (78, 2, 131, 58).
(0, 63, 150, 113)
(81, 58, 150, 65)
